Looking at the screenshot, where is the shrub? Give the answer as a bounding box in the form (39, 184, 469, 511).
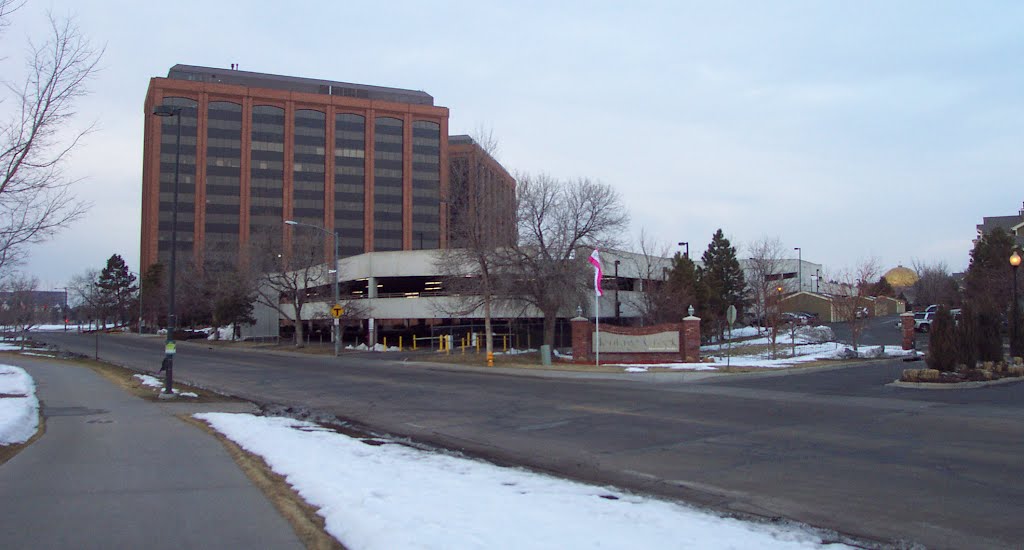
(976, 304, 1003, 362)
(900, 369, 920, 382)
(955, 304, 978, 369)
(926, 306, 957, 372)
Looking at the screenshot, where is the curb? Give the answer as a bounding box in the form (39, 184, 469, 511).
(887, 376, 1024, 390)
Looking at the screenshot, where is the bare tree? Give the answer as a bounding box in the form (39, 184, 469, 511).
(911, 260, 960, 309)
(67, 268, 102, 328)
(435, 130, 513, 360)
(831, 258, 881, 353)
(621, 229, 674, 325)
(250, 231, 330, 348)
(499, 173, 629, 347)
(744, 236, 788, 356)
(0, 272, 38, 346)
(0, 6, 102, 277)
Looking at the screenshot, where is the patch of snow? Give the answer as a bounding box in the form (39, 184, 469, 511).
(132, 374, 198, 398)
(196, 412, 851, 550)
(0, 365, 39, 445)
(207, 326, 236, 341)
(495, 348, 537, 356)
(0, 343, 22, 351)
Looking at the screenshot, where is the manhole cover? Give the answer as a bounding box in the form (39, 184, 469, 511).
(43, 406, 109, 417)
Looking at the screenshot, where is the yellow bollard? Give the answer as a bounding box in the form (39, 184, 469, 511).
(383, 336, 388, 350)
(502, 334, 508, 352)
(446, 335, 451, 355)
(487, 351, 494, 367)
(461, 335, 466, 354)
(476, 334, 480, 352)
(412, 336, 417, 350)
(399, 336, 403, 351)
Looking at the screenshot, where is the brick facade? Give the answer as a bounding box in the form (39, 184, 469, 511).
(900, 312, 916, 351)
(570, 317, 702, 364)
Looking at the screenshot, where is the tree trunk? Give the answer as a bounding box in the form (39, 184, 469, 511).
(294, 319, 305, 348)
(484, 295, 493, 359)
(543, 309, 557, 348)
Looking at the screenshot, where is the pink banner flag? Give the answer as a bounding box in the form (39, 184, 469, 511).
(588, 249, 603, 296)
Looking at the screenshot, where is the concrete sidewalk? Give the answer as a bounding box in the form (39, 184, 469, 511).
(0, 357, 303, 550)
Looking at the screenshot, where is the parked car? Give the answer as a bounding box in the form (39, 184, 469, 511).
(914, 311, 935, 333)
(855, 306, 869, 319)
(780, 312, 808, 326)
(797, 311, 820, 324)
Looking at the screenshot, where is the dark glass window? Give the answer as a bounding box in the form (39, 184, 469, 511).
(157, 97, 198, 266)
(291, 109, 326, 261)
(411, 120, 440, 249)
(250, 105, 285, 250)
(204, 101, 242, 263)
(374, 117, 403, 251)
(335, 113, 365, 257)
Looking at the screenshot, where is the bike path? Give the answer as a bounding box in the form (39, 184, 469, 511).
(0, 357, 303, 550)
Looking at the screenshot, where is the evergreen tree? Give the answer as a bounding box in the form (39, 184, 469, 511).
(955, 303, 978, 370)
(140, 263, 166, 330)
(699, 229, 746, 339)
(867, 276, 895, 297)
(925, 306, 957, 372)
(965, 228, 1014, 312)
(95, 254, 138, 326)
(652, 252, 706, 323)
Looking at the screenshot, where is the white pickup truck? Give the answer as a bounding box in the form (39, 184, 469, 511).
(913, 311, 935, 332)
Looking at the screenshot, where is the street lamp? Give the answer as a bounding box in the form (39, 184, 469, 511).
(1011, 250, 1021, 358)
(285, 220, 341, 357)
(678, 241, 689, 259)
(613, 259, 620, 321)
(794, 247, 802, 292)
(153, 104, 181, 396)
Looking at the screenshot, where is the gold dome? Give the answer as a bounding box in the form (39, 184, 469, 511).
(884, 265, 919, 288)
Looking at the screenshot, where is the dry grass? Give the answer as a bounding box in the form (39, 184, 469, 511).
(183, 416, 345, 550)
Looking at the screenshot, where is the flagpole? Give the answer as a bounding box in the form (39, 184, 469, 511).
(595, 293, 600, 366)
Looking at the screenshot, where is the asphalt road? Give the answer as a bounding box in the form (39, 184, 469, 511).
(35, 331, 1024, 550)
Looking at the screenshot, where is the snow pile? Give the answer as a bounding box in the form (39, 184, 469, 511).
(0, 365, 39, 445)
(196, 412, 849, 550)
(207, 326, 236, 341)
(132, 374, 199, 398)
(494, 348, 536, 356)
(345, 343, 400, 352)
(616, 343, 915, 372)
(0, 342, 21, 351)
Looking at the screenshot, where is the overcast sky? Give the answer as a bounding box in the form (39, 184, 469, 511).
(5, 1, 1023, 289)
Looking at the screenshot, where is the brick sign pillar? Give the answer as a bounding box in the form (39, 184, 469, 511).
(682, 315, 701, 362)
(900, 312, 915, 351)
(570, 316, 592, 364)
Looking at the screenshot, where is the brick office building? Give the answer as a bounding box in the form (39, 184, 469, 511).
(141, 64, 452, 272)
(448, 135, 516, 247)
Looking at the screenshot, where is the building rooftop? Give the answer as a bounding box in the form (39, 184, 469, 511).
(166, 64, 435, 106)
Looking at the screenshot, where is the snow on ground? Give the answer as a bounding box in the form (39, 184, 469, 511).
(0, 342, 21, 351)
(346, 343, 401, 352)
(132, 374, 199, 398)
(615, 343, 915, 372)
(0, 365, 39, 445)
(197, 412, 849, 550)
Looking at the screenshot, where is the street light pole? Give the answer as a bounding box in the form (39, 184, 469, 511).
(1011, 250, 1021, 358)
(153, 104, 182, 396)
(286, 220, 341, 357)
(794, 247, 802, 292)
(678, 241, 689, 259)
(614, 259, 620, 322)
